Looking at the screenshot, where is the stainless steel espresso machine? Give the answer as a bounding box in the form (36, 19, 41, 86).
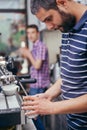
(0, 56, 36, 128)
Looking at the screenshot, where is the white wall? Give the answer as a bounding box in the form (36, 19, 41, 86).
(43, 30, 62, 65)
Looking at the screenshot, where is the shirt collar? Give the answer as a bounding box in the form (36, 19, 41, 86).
(33, 40, 40, 47)
(72, 10, 87, 31)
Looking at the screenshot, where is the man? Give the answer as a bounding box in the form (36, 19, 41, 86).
(22, 0, 87, 130)
(20, 24, 50, 130)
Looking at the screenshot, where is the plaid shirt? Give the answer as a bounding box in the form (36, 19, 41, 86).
(30, 40, 50, 88)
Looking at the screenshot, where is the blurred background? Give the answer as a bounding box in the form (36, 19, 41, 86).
(0, 0, 87, 64)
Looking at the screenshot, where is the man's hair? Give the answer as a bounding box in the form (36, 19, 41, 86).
(27, 24, 39, 32)
(31, 0, 58, 15)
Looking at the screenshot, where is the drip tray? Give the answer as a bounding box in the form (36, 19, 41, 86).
(0, 93, 21, 127)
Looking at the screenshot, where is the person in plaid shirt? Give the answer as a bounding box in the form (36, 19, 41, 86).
(20, 24, 50, 130)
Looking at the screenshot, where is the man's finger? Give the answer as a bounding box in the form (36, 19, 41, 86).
(23, 96, 36, 101)
(22, 105, 37, 111)
(25, 110, 38, 116)
(22, 100, 38, 106)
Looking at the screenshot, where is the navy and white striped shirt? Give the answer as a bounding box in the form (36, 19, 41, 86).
(61, 11, 87, 130)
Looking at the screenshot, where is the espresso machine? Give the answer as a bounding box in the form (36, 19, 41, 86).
(0, 56, 36, 128)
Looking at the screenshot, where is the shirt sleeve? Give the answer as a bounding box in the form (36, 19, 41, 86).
(36, 44, 46, 60)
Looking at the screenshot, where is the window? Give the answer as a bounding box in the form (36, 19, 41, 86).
(0, 0, 25, 9)
(0, 0, 27, 56)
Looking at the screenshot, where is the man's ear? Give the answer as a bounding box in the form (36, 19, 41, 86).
(56, 0, 67, 7)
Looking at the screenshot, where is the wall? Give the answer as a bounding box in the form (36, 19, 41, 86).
(43, 30, 62, 65)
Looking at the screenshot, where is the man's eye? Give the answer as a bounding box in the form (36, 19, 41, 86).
(45, 17, 52, 22)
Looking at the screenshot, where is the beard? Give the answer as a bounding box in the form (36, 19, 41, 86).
(57, 10, 76, 32)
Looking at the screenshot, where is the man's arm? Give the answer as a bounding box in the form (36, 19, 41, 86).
(22, 78, 87, 115)
(22, 77, 62, 101)
(22, 93, 87, 116)
(19, 48, 42, 70)
(44, 78, 62, 100)
(27, 50, 42, 70)
(51, 94, 87, 114)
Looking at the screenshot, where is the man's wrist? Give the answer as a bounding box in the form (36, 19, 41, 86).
(44, 92, 52, 101)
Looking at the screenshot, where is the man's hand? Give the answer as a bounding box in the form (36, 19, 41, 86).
(22, 95, 54, 116)
(19, 47, 31, 58)
(23, 92, 51, 101)
(22, 94, 87, 116)
(19, 47, 42, 70)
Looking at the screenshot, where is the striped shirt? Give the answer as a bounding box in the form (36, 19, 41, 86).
(61, 11, 87, 130)
(30, 40, 50, 88)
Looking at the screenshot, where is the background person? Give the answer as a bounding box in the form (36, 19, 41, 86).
(20, 24, 50, 130)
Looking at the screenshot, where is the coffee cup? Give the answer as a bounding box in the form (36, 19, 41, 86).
(2, 84, 19, 96)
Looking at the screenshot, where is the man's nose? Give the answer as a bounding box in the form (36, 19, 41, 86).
(46, 23, 54, 30)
